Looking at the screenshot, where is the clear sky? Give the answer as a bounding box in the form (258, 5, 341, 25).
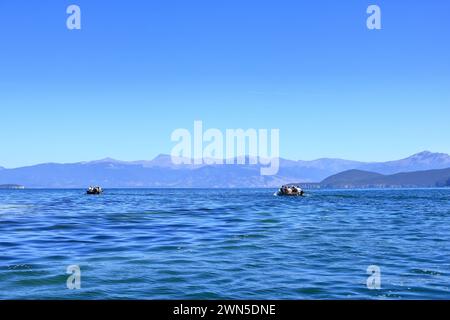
(0, 0, 449, 168)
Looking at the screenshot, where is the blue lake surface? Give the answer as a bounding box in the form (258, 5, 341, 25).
(0, 188, 449, 299)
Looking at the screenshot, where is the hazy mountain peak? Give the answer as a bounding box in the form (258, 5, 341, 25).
(407, 151, 450, 160)
(98, 157, 120, 162)
(415, 150, 433, 156)
(151, 154, 171, 161)
(357, 151, 450, 175)
(84, 157, 124, 164)
(150, 154, 183, 167)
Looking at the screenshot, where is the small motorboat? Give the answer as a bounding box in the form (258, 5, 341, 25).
(86, 186, 103, 195)
(276, 185, 304, 196)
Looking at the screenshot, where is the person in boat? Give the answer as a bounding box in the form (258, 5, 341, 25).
(279, 185, 304, 196)
(293, 186, 304, 196)
(87, 186, 102, 194)
(280, 185, 292, 195)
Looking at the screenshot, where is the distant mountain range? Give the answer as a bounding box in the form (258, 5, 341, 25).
(320, 168, 450, 189)
(0, 151, 450, 188)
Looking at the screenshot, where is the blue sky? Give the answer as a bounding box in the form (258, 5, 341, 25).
(0, 0, 449, 168)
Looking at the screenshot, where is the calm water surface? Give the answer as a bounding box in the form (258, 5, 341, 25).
(0, 188, 449, 299)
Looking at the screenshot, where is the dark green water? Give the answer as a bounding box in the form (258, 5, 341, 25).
(0, 188, 449, 299)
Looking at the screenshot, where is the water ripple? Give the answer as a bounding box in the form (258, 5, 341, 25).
(0, 188, 450, 299)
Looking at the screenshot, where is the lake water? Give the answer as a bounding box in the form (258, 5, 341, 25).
(0, 188, 449, 299)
